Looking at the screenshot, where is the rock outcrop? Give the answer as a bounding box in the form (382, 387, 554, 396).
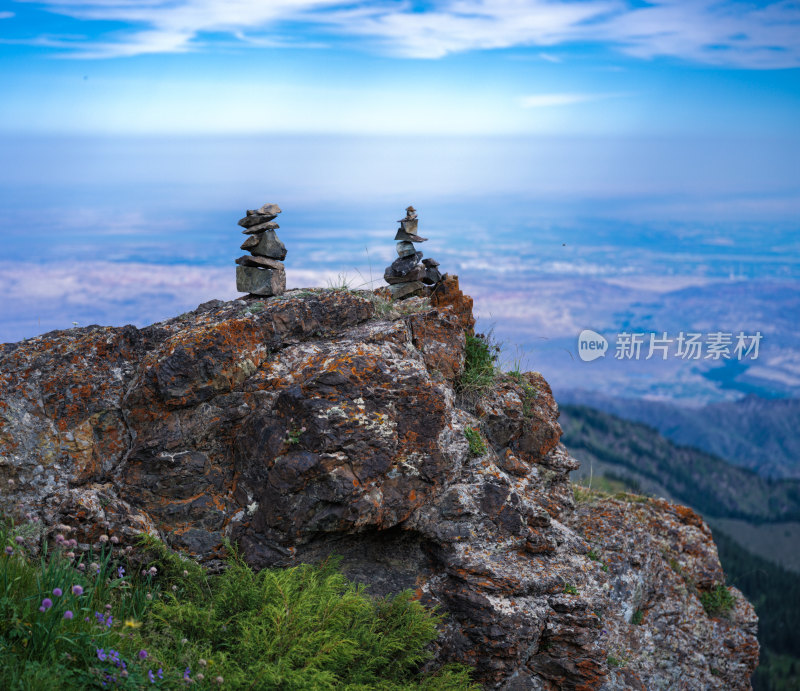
(0, 286, 757, 689)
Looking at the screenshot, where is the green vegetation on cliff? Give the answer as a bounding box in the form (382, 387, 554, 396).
(0, 518, 475, 690)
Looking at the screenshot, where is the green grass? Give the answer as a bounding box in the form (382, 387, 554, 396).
(699, 583, 736, 618)
(0, 518, 476, 690)
(457, 332, 499, 400)
(463, 427, 487, 457)
(562, 584, 579, 595)
(631, 609, 644, 626)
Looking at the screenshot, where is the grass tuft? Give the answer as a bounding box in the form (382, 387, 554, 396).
(464, 427, 487, 457)
(457, 332, 500, 401)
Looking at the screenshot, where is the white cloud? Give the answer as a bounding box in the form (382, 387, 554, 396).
(520, 92, 620, 108)
(12, 0, 800, 67)
(0, 11, 15, 19)
(538, 52, 561, 63)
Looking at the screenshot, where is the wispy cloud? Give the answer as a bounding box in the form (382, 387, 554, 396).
(538, 52, 562, 63)
(520, 92, 622, 108)
(0, 11, 15, 19)
(8, 0, 800, 68)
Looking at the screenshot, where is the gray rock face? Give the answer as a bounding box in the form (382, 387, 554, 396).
(422, 258, 440, 268)
(241, 221, 279, 235)
(244, 230, 287, 260)
(235, 265, 286, 296)
(396, 241, 416, 257)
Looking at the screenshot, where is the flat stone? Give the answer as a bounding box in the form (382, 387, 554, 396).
(422, 266, 442, 285)
(389, 281, 425, 300)
(236, 265, 286, 296)
(235, 255, 285, 270)
(398, 218, 418, 234)
(239, 213, 278, 228)
(384, 265, 426, 285)
(394, 229, 428, 243)
(242, 221, 279, 235)
(240, 235, 259, 250)
(387, 251, 422, 278)
(422, 258, 440, 268)
(396, 241, 416, 258)
(246, 203, 282, 217)
(245, 230, 287, 260)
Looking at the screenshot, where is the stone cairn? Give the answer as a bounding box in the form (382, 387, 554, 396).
(235, 203, 287, 297)
(383, 206, 443, 299)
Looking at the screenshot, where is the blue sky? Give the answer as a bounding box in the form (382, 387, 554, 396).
(1, 0, 799, 135)
(1, 1, 799, 406)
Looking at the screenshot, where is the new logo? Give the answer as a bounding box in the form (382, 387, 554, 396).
(578, 330, 608, 362)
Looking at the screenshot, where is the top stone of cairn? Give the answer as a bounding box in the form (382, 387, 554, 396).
(238, 203, 282, 227)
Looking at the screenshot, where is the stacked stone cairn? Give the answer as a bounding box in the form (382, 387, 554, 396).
(235, 203, 287, 297)
(383, 206, 443, 299)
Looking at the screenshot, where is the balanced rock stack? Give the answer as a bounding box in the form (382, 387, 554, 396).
(235, 203, 287, 297)
(383, 206, 443, 299)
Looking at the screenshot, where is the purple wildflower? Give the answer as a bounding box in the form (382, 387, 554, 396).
(39, 606, 46, 612)
(184, 667, 191, 681)
(97, 648, 108, 662)
(117, 566, 125, 579)
(53, 587, 63, 597)
(148, 670, 155, 683)
(4, 546, 12, 555)
(63, 610, 73, 619)
(138, 650, 148, 660)
(41, 598, 53, 610)
(15, 536, 24, 544)
(158, 669, 163, 680)
(72, 584, 84, 595)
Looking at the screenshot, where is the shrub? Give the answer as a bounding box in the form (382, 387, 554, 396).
(0, 518, 476, 690)
(700, 583, 736, 618)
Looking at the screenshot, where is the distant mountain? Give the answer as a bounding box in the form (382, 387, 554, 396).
(558, 391, 800, 479)
(560, 404, 800, 522)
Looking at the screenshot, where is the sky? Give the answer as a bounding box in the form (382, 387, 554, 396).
(0, 0, 799, 136)
(1, 1, 799, 404)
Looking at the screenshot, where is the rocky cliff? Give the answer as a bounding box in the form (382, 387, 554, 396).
(0, 282, 758, 690)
